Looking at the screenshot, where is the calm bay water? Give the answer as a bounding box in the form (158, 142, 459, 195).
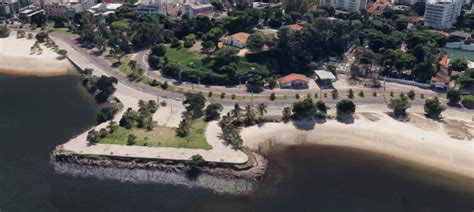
(0, 74, 472, 212)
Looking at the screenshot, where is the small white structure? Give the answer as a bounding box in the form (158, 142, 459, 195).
(315, 70, 336, 86)
(183, 3, 213, 18)
(88, 3, 122, 15)
(223, 32, 250, 49)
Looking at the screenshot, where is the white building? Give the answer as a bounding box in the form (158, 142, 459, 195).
(223, 32, 250, 48)
(395, 0, 419, 5)
(183, 3, 212, 18)
(135, 0, 211, 17)
(335, 0, 367, 12)
(43, 0, 94, 17)
(319, 0, 337, 7)
(423, 0, 463, 29)
(88, 3, 122, 16)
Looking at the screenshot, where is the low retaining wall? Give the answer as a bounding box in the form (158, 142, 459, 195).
(381, 77, 431, 89)
(51, 147, 268, 194)
(445, 42, 474, 52)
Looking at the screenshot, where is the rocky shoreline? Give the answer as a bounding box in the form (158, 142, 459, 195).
(50, 147, 268, 194)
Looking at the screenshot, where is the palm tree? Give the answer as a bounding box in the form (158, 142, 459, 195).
(128, 60, 137, 71)
(244, 105, 256, 126)
(282, 107, 292, 122)
(231, 103, 242, 119)
(256, 103, 267, 122)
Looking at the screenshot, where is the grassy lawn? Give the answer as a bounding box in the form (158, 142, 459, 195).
(100, 119, 212, 149)
(166, 46, 204, 65)
(166, 46, 270, 81)
(107, 55, 149, 84)
(51, 28, 75, 35)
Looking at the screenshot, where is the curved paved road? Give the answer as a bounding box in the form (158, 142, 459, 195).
(51, 32, 461, 111)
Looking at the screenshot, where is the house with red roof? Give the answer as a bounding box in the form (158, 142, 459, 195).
(223, 32, 250, 49)
(279, 73, 309, 89)
(430, 76, 450, 90)
(367, 0, 391, 16)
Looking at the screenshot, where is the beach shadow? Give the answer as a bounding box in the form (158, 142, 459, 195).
(291, 120, 316, 130)
(336, 114, 354, 124)
(447, 102, 462, 108)
(314, 116, 327, 124)
(386, 112, 409, 122)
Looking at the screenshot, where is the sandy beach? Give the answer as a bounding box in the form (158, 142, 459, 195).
(242, 109, 473, 178)
(0, 32, 73, 76)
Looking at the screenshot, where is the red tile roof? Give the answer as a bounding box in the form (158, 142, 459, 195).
(231, 32, 250, 44)
(289, 23, 303, 31)
(439, 55, 448, 68)
(279, 73, 309, 84)
(431, 77, 450, 84)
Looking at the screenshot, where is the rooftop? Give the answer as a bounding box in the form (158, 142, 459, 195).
(279, 73, 309, 84)
(230, 32, 250, 44)
(315, 70, 336, 80)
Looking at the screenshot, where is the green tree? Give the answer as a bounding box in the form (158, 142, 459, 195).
(388, 96, 411, 117)
(35, 32, 48, 43)
(0, 26, 9, 38)
(424, 97, 446, 119)
(151, 44, 167, 57)
(336, 99, 356, 116)
(461, 95, 474, 109)
(202, 40, 216, 54)
(292, 98, 317, 120)
(204, 103, 224, 121)
(407, 90, 416, 100)
(106, 121, 118, 133)
(183, 92, 206, 118)
(87, 129, 100, 144)
(244, 105, 257, 126)
(247, 31, 267, 52)
(57, 49, 68, 58)
(316, 100, 327, 116)
(256, 103, 268, 122)
(348, 89, 354, 99)
(450, 58, 468, 72)
(282, 106, 292, 122)
(412, 62, 434, 82)
(176, 115, 192, 137)
(127, 134, 137, 145)
(188, 154, 205, 167)
(446, 89, 461, 104)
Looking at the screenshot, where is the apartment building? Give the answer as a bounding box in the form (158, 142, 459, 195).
(183, 3, 212, 18)
(319, 0, 337, 7)
(335, 0, 367, 12)
(423, 0, 463, 29)
(135, 0, 212, 17)
(0, 0, 19, 18)
(43, 0, 93, 17)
